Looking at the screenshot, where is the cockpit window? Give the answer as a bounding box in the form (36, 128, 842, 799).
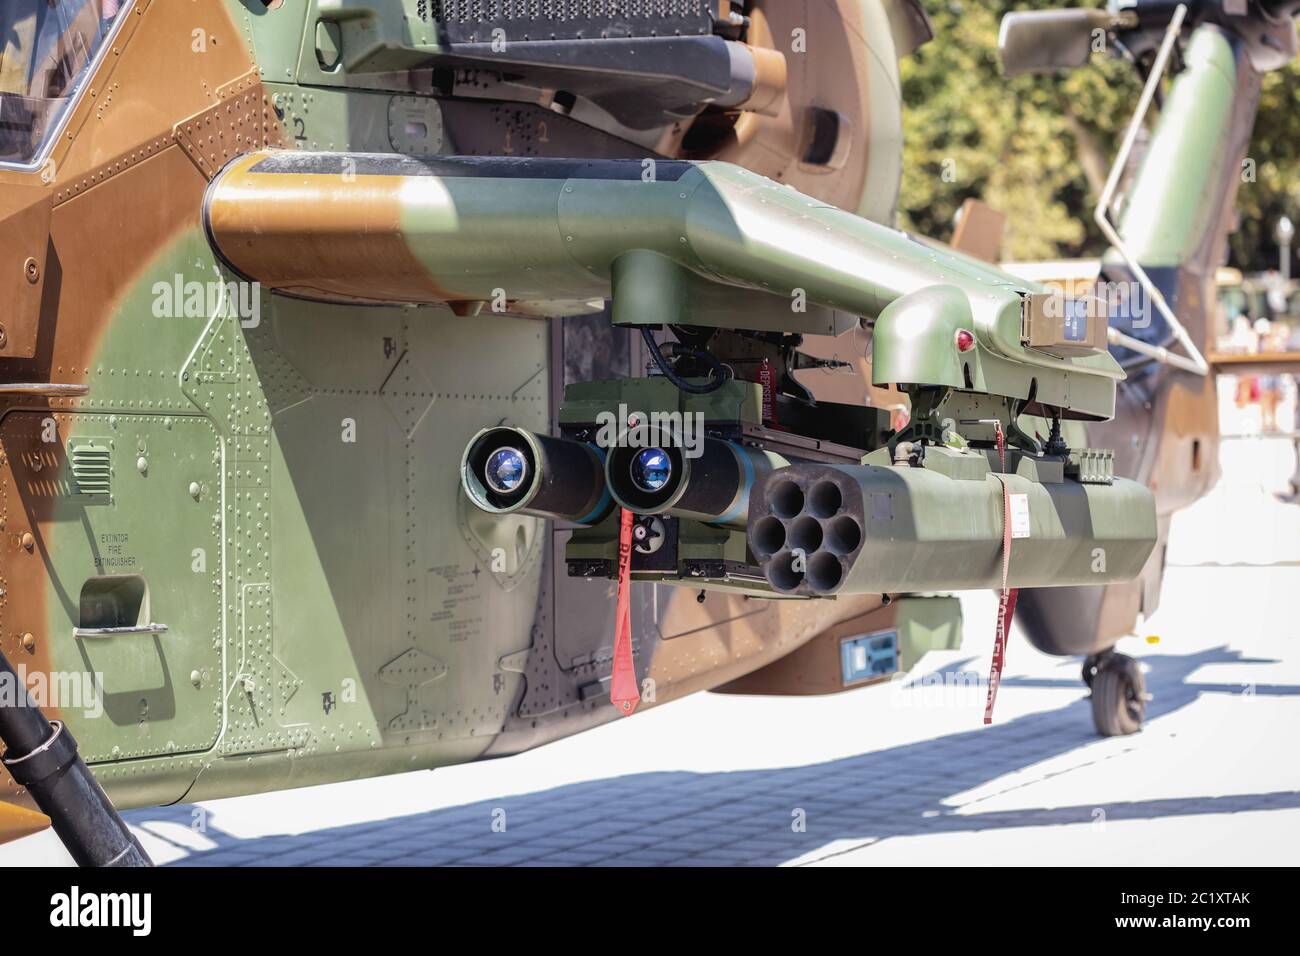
(0, 0, 125, 166)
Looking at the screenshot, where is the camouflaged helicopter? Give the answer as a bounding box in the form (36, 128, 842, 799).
(0, 0, 1296, 866)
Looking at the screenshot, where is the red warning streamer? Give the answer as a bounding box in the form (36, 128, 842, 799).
(610, 507, 641, 715)
(983, 423, 1019, 724)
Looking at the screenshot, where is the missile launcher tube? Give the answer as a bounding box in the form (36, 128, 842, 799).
(461, 426, 612, 525)
(603, 434, 788, 529)
(747, 462, 1157, 596)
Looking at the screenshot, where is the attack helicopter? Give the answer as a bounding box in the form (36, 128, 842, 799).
(0, 0, 1296, 866)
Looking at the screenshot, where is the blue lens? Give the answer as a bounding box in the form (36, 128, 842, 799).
(631, 448, 672, 493)
(485, 447, 528, 494)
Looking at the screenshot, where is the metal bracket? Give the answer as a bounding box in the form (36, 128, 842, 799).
(1094, 4, 1209, 377)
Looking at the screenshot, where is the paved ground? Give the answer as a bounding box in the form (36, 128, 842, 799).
(5, 435, 1299, 866)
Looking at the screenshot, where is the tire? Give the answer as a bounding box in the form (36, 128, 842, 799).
(1091, 657, 1145, 736)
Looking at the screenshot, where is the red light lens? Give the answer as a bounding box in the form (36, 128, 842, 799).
(955, 329, 975, 352)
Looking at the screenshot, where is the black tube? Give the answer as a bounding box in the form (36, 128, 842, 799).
(604, 434, 781, 527)
(641, 327, 731, 394)
(0, 647, 151, 867)
(462, 426, 613, 524)
(606, 436, 733, 514)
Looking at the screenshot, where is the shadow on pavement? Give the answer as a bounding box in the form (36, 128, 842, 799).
(128, 644, 1300, 866)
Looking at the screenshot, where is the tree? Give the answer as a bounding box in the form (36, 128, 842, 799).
(898, 0, 1300, 273)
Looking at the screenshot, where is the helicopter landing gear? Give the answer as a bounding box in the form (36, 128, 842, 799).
(1083, 650, 1146, 737)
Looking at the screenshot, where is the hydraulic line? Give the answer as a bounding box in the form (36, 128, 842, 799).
(0, 647, 151, 867)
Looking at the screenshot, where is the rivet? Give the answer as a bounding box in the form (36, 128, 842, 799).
(21, 532, 34, 552)
(189, 481, 201, 499)
(136, 456, 148, 474)
(23, 258, 38, 283)
(20, 633, 35, 652)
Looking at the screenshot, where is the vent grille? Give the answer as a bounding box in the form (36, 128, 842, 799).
(70, 441, 111, 497)
(430, 0, 711, 42)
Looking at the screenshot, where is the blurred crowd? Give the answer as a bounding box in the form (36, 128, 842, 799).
(1217, 273, 1300, 437)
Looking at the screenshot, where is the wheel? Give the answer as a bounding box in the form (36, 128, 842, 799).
(1090, 653, 1145, 737)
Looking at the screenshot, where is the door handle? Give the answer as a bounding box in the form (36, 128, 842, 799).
(73, 623, 169, 639)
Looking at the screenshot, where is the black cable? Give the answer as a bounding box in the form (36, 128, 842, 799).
(641, 327, 731, 394)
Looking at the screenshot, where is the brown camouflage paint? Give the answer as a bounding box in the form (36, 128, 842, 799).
(0, 0, 960, 846)
(0, 0, 257, 837)
(206, 152, 450, 304)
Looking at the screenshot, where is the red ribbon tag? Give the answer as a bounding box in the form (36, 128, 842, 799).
(610, 507, 640, 716)
(984, 584, 1019, 724)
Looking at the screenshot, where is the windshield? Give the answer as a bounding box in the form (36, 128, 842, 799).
(0, 0, 124, 166)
